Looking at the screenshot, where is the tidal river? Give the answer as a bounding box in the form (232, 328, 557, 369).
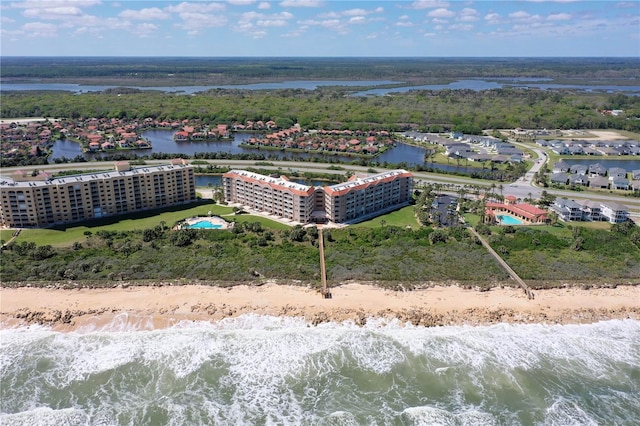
(1, 316, 638, 425)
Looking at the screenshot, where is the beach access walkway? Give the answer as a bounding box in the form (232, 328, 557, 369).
(468, 227, 535, 300)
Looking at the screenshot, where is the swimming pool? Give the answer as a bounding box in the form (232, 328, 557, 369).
(497, 214, 523, 225)
(186, 220, 223, 229)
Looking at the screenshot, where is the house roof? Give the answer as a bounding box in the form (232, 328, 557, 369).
(485, 201, 547, 221)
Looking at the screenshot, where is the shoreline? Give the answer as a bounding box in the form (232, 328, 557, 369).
(1, 282, 639, 331)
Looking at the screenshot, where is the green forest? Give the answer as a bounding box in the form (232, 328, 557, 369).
(2, 57, 638, 84)
(2, 88, 639, 132)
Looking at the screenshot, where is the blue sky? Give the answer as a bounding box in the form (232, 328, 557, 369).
(1, 1, 638, 56)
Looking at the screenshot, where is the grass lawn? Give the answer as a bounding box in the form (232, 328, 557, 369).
(352, 206, 419, 229)
(228, 214, 291, 230)
(15, 201, 234, 247)
(0, 229, 16, 244)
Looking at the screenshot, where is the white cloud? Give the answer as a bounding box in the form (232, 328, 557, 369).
(279, 0, 323, 7)
(1, 16, 16, 23)
(458, 8, 479, 22)
(23, 6, 84, 18)
(319, 6, 383, 19)
(299, 18, 347, 34)
(227, 0, 255, 5)
(408, 0, 450, 10)
(257, 18, 287, 26)
(132, 22, 158, 37)
(281, 24, 308, 37)
(23, 21, 58, 37)
(176, 12, 228, 30)
(547, 13, 571, 21)
(509, 11, 531, 20)
(9, 1, 101, 8)
(615, 2, 638, 8)
(258, 2, 271, 9)
(485, 13, 501, 25)
(119, 7, 169, 20)
(396, 20, 414, 27)
(164, 2, 225, 13)
(428, 8, 455, 19)
(236, 10, 293, 36)
(449, 23, 473, 31)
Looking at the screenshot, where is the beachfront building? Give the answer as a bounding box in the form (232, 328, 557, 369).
(222, 170, 322, 223)
(0, 160, 196, 228)
(223, 169, 414, 224)
(323, 170, 414, 223)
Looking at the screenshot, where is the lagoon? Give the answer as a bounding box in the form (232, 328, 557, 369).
(4, 79, 639, 96)
(49, 130, 477, 173)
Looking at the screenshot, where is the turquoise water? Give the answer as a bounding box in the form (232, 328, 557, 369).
(186, 220, 223, 229)
(498, 214, 523, 225)
(1, 316, 639, 425)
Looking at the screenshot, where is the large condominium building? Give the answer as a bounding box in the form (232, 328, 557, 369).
(223, 169, 413, 224)
(323, 170, 413, 223)
(222, 170, 323, 223)
(0, 160, 196, 228)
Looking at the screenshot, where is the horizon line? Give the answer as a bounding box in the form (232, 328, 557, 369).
(2, 55, 639, 59)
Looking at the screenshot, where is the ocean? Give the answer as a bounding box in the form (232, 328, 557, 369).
(1, 315, 638, 425)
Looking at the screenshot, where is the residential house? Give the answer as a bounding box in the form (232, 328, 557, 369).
(550, 173, 569, 185)
(588, 163, 607, 177)
(600, 202, 629, 223)
(551, 198, 583, 222)
(568, 145, 584, 155)
(553, 160, 570, 174)
(588, 176, 609, 189)
(632, 170, 640, 180)
(445, 143, 473, 158)
(569, 164, 588, 175)
(583, 147, 602, 156)
(571, 175, 589, 186)
(551, 145, 571, 155)
(610, 178, 630, 190)
(579, 200, 603, 221)
(608, 167, 628, 179)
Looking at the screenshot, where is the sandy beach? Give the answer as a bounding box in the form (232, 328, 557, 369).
(1, 282, 639, 331)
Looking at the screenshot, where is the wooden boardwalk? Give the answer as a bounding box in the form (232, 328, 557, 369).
(318, 227, 331, 298)
(468, 227, 535, 300)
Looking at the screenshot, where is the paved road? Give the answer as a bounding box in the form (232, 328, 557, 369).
(3, 158, 639, 213)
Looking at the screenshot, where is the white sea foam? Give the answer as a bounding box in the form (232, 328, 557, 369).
(0, 407, 88, 426)
(544, 398, 599, 426)
(1, 317, 638, 424)
(402, 406, 497, 426)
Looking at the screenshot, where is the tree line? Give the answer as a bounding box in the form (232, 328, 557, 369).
(2, 87, 639, 132)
